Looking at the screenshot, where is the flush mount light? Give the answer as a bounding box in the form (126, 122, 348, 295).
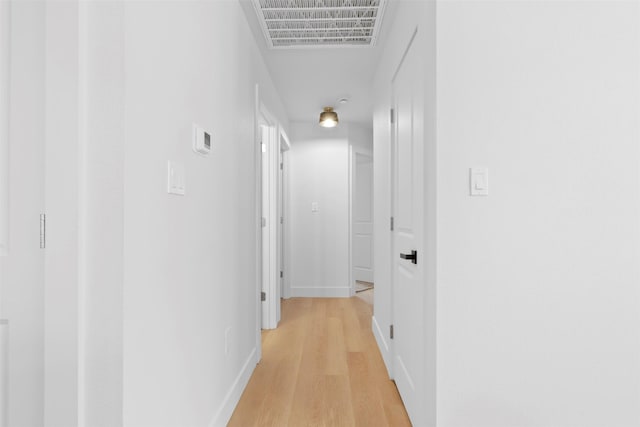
(319, 107, 339, 128)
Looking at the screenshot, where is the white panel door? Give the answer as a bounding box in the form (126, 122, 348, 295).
(353, 153, 374, 283)
(392, 32, 425, 425)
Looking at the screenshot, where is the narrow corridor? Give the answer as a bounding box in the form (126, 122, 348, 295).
(228, 297, 411, 426)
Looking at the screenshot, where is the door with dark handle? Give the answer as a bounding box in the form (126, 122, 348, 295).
(399, 250, 417, 265)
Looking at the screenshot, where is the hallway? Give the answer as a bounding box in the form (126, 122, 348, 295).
(1, 1, 640, 426)
(228, 297, 410, 427)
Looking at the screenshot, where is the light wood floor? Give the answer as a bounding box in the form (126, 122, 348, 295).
(228, 297, 411, 427)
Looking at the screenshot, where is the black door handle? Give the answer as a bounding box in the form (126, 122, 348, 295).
(400, 250, 417, 264)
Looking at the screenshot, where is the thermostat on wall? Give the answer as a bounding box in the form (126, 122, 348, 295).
(193, 124, 211, 155)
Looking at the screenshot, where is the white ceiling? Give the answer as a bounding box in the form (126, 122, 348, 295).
(240, 0, 397, 126)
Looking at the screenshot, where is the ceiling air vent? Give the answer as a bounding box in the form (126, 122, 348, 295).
(251, 0, 388, 49)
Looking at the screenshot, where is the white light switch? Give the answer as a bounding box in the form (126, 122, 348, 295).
(470, 167, 489, 196)
(311, 202, 318, 212)
(168, 161, 185, 195)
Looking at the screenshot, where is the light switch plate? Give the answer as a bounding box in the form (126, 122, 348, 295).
(168, 161, 185, 195)
(311, 202, 318, 212)
(470, 167, 489, 196)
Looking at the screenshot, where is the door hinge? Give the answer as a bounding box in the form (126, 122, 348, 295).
(280, 271, 283, 278)
(261, 291, 266, 302)
(40, 214, 46, 249)
(280, 216, 284, 224)
(280, 162, 283, 170)
(390, 216, 394, 231)
(390, 108, 395, 124)
(261, 217, 266, 227)
(390, 324, 394, 340)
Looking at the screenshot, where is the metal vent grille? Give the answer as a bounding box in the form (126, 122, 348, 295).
(251, 0, 387, 49)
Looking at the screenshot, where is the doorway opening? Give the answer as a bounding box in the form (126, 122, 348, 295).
(258, 100, 289, 331)
(352, 148, 374, 307)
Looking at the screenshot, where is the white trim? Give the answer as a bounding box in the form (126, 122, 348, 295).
(276, 128, 290, 317)
(372, 315, 392, 379)
(267, 121, 279, 328)
(207, 348, 257, 427)
(348, 145, 354, 296)
(253, 84, 262, 362)
(289, 286, 352, 298)
(282, 140, 292, 300)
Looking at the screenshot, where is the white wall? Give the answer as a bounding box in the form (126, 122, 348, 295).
(0, 1, 287, 426)
(436, 2, 640, 426)
(349, 123, 373, 154)
(288, 123, 372, 297)
(81, 2, 125, 425)
(0, 2, 46, 426)
(44, 2, 83, 424)
(0, 0, 9, 258)
(374, 1, 640, 426)
(122, 2, 287, 426)
(41, 4, 127, 426)
(289, 123, 351, 297)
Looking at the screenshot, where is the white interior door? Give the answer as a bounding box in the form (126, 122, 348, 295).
(391, 31, 425, 425)
(353, 152, 374, 283)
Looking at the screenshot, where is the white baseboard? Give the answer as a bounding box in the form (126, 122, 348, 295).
(372, 315, 393, 379)
(289, 286, 352, 298)
(208, 347, 256, 427)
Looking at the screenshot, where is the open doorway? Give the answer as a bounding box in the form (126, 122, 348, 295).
(258, 106, 289, 330)
(352, 149, 374, 306)
(276, 130, 290, 321)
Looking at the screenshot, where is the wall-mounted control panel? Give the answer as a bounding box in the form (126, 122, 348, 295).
(193, 124, 211, 155)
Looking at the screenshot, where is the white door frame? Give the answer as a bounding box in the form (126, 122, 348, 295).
(277, 129, 290, 316)
(253, 85, 264, 361)
(256, 91, 284, 331)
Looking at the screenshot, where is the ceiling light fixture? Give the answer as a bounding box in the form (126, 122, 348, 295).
(319, 107, 339, 128)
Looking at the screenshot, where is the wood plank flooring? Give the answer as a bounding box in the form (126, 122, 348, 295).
(228, 297, 411, 427)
